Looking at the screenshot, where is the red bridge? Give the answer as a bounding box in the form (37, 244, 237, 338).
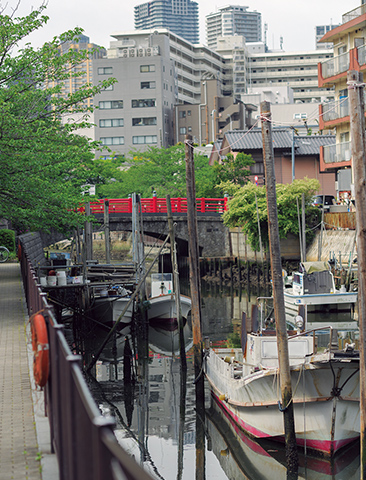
(86, 197, 228, 215)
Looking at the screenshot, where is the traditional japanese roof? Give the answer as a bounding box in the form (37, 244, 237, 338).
(223, 128, 335, 156)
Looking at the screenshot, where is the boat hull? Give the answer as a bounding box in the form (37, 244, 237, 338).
(147, 293, 191, 328)
(205, 348, 360, 456)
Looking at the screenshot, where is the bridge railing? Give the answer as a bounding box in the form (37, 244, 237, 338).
(87, 197, 228, 214)
(18, 239, 154, 480)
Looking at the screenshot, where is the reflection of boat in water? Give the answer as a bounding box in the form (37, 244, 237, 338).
(204, 322, 360, 456)
(149, 320, 193, 356)
(206, 392, 360, 479)
(147, 273, 191, 328)
(283, 262, 358, 331)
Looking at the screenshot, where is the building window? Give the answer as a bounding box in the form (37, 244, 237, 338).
(132, 135, 157, 144)
(141, 81, 156, 89)
(99, 119, 124, 128)
(179, 127, 186, 134)
(98, 67, 113, 75)
(103, 85, 114, 91)
(131, 99, 156, 108)
(140, 65, 155, 73)
(132, 117, 157, 126)
(99, 100, 123, 109)
(100, 137, 124, 145)
(187, 110, 191, 116)
(179, 111, 186, 118)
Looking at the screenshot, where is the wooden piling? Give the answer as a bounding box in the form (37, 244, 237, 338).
(260, 101, 298, 473)
(348, 69, 366, 478)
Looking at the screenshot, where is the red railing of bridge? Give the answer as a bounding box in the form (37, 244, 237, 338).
(86, 197, 228, 214)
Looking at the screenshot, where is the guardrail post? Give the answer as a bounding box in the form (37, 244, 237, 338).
(152, 190, 157, 213)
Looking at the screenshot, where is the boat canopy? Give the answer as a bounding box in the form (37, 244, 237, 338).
(301, 261, 330, 274)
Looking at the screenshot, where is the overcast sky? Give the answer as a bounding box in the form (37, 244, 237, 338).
(13, 0, 360, 52)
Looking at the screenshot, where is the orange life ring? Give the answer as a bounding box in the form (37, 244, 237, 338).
(30, 313, 49, 387)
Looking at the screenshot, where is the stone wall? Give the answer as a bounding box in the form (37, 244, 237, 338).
(229, 228, 300, 262)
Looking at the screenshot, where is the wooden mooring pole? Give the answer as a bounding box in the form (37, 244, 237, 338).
(348, 69, 366, 478)
(185, 135, 203, 375)
(260, 101, 298, 475)
(166, 195, 187, 370)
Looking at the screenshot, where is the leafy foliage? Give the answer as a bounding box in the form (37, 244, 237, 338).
(213, 152, 254, 191)
(0, 6, 115, 233)
(0, 229, 15, 252)
(223, 178, 321, 251)
(96, 144, 218, 198)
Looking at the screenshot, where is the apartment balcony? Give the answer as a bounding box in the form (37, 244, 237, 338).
(322, 98, 349, 123)
(321, 52, 349, 79)
(320, 141, 352, 171)
(318, 45, 366, 87)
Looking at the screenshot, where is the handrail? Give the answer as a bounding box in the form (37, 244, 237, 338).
(18, 239, 153, 480)
(82, 197, 228, 215)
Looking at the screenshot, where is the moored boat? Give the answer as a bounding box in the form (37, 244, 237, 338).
(204, 326, 360, 456)
(283, 261, 358, 331)
(147, 273, 192, 328)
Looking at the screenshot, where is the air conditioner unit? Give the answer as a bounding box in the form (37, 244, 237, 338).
(121, 49, 128, 58)
(129, 48, 137, 57)
(138, 48, 145, 56)
(146, 48, 152, 56)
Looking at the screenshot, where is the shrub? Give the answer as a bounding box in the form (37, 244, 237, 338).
(0, 229, 15, 252)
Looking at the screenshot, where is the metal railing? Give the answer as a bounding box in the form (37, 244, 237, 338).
(322, 97, 349, 122)
(323, 141, 351, 164)
(19, 244, 153, 480)
(321, 51, 350, 78)
(342, 4, 366, 23)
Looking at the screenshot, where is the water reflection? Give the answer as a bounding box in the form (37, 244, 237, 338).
(82, 281, 360, 479)
(206, 394, 360, 480)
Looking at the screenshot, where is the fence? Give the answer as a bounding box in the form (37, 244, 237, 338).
(19, 243, 153, 480)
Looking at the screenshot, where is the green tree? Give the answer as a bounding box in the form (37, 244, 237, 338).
(0, 6, 115, 232)
(223, 178, 320, 251)
(96, 144, 218, 198)
(213, 152, 254, 194)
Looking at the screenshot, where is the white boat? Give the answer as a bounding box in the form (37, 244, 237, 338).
(283, 261, 358, 331)
(147, 273, 192, 328)
(206, 391, 360, 479)
(204, 326, 360, 456)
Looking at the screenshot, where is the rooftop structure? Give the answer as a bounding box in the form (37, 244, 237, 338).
(134, 0, 199, 44)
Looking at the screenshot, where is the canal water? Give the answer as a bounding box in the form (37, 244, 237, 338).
(81, 280, 360, 480)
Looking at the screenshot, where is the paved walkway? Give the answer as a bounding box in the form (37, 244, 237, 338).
(0, 263, 58, 480)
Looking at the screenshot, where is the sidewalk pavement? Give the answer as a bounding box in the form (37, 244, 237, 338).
(0, 263, 59, 480)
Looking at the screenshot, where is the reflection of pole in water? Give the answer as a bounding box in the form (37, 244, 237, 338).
(177, 365, 187, 480)
(123, 337, 134, 427)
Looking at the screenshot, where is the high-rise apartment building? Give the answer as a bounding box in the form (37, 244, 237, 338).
(315, 24, 340, 50)
(206, 5, 261, 50)
(134, 0, 199, 44)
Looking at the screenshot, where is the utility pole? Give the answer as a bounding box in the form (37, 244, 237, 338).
(84, 202, 93, 262)
(348, 69, 366, 478)
(104, 199, 110, 264)
(260, 101, 298, 475)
